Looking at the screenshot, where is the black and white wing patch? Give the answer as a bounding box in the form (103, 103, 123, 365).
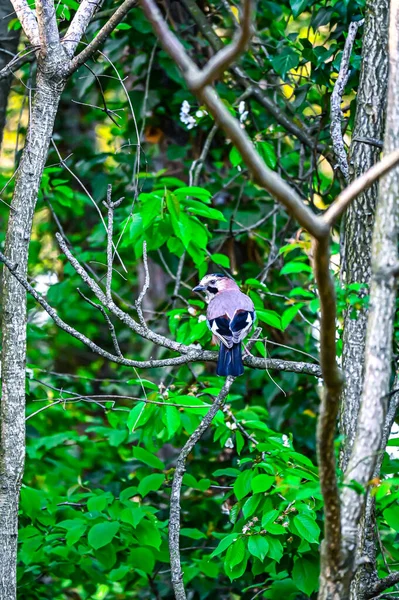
(230, 309, 255, 343)
(208, 314, 233, 348)
(208, 310, 255, 348)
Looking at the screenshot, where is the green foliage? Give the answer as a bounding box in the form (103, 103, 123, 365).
(2, 0, 399, 597)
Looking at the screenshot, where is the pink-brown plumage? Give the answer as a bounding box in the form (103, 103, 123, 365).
(192, 274, 255, 376)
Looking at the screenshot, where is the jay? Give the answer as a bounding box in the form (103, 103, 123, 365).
(193, 273, 255, 377)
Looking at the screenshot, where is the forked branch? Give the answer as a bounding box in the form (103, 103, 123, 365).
(169, 376, 235, 600)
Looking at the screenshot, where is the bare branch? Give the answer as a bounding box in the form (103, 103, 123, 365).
(77, 288, 123, 357)
(0, 248, 321, 376)
(103, 185, 124, 301)
(10, 0, 40, 46)
(330, 20, 364, 182)
(139, 0, 327, 240)
(0, 49, 35, 81)
(366, 573, 399, 599)
(324, 149, 399, 226)
(180, 0, 329, 158)
(36, 0, 60, 50)
(186, 0, 254, 91)
(169, 376, 235, 600)
(66, 0, 137, 75)
(63, 0, 102, 57)
(313, 235, 343, 580)
(55, 232, 192, 355)
(135, 241, 150, 329)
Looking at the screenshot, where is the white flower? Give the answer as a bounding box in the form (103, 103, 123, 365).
(181, 100, 191, 114)
(196, 110, 205, 118)
(198, 314, 207, 322)
(225, 437, 234, 448)
(180, 101, 198, 130)
(238, 101, 248, 124)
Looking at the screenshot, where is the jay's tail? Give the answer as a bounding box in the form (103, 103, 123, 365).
(216, 343, 244, 377)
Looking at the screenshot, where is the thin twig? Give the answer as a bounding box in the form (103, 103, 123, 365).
(77, 288, 123, 357)
(135, 241, 150, 328)
(169, 376, 235, 600)
(330, 20, 364, 182)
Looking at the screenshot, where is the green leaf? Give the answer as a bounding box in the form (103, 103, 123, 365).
(293, 513, 320, 543)
(163, 405, 181, 438)
(234, 469, 254, 500)
(65, 521, 87, 546)
(134, 520, 162, 549)
(229, 146, 242, 167)
(384, 506, 399, 530)
(280, 262, 312, 275)
(290, 0, 312, 17)
(127, 402, 147, 432)
(88, 521, 120, 550)
(292, 557, 320, 596)
(267, 536, 284, 562)
(256, 141, 277, 169)
(251, 474, 274, 493)
(271, 48, 300, 77)
(256, 310, 282, 330)
(138, 474, 165, 497)
(174, 186, 212, 202)
(180, 528, 207, 540)
(281, 304, 304, 330)
(242, 494, 262, 518)
(226, 537, 246, 568)
(120, 505, 145, 528)
(261, 509, 279, 529)
(236, 430, 245, 454)
(129, 546, 155, 573)
(184, 200, 226, 221)
(248, 534, 269, 561)
(211, 253, 230, 268)
(133, 446, 165, 470)
(87, 494, 110, 513)
(210, 533, 237, 557)
(127, 378, 159, 390)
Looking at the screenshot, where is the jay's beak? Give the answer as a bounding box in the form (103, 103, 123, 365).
(192, 285, 206, 293)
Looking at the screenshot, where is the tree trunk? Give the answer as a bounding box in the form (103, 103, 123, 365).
(340, 0, 399, 596)
(0, 0, 20, 150)
(0, 50, 66, 599)
(337, 3, 389, 598)
(340, 0, 389, 471)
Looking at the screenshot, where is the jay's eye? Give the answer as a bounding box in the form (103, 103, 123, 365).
(210, 279, 216, 285)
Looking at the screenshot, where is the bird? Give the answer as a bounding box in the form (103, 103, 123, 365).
(192, 273, 255, 377)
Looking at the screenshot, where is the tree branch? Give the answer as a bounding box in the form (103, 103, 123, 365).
(366, 572, 399, 599)
(103, 185, 124, 302)
(180, 0, 329, 157)
(330, 20, 364, 182)
(139, 0, 327, 240)
(135, 240, 150, 329)
(169, 376, 235, 600)
(35, 0, 60, 50)
(66, 0, 138, 75)
(313, 236, 343, 579)
(323, 149, 399, 226)
(77, 288, 123, 357)
(10, 0, 40, 46)
(186, 0, 254, 90)
(63, 0, 102, 57)
(0, 248, 321, 376)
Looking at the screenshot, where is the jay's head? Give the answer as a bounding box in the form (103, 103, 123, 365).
(192, 273, 239, 302)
